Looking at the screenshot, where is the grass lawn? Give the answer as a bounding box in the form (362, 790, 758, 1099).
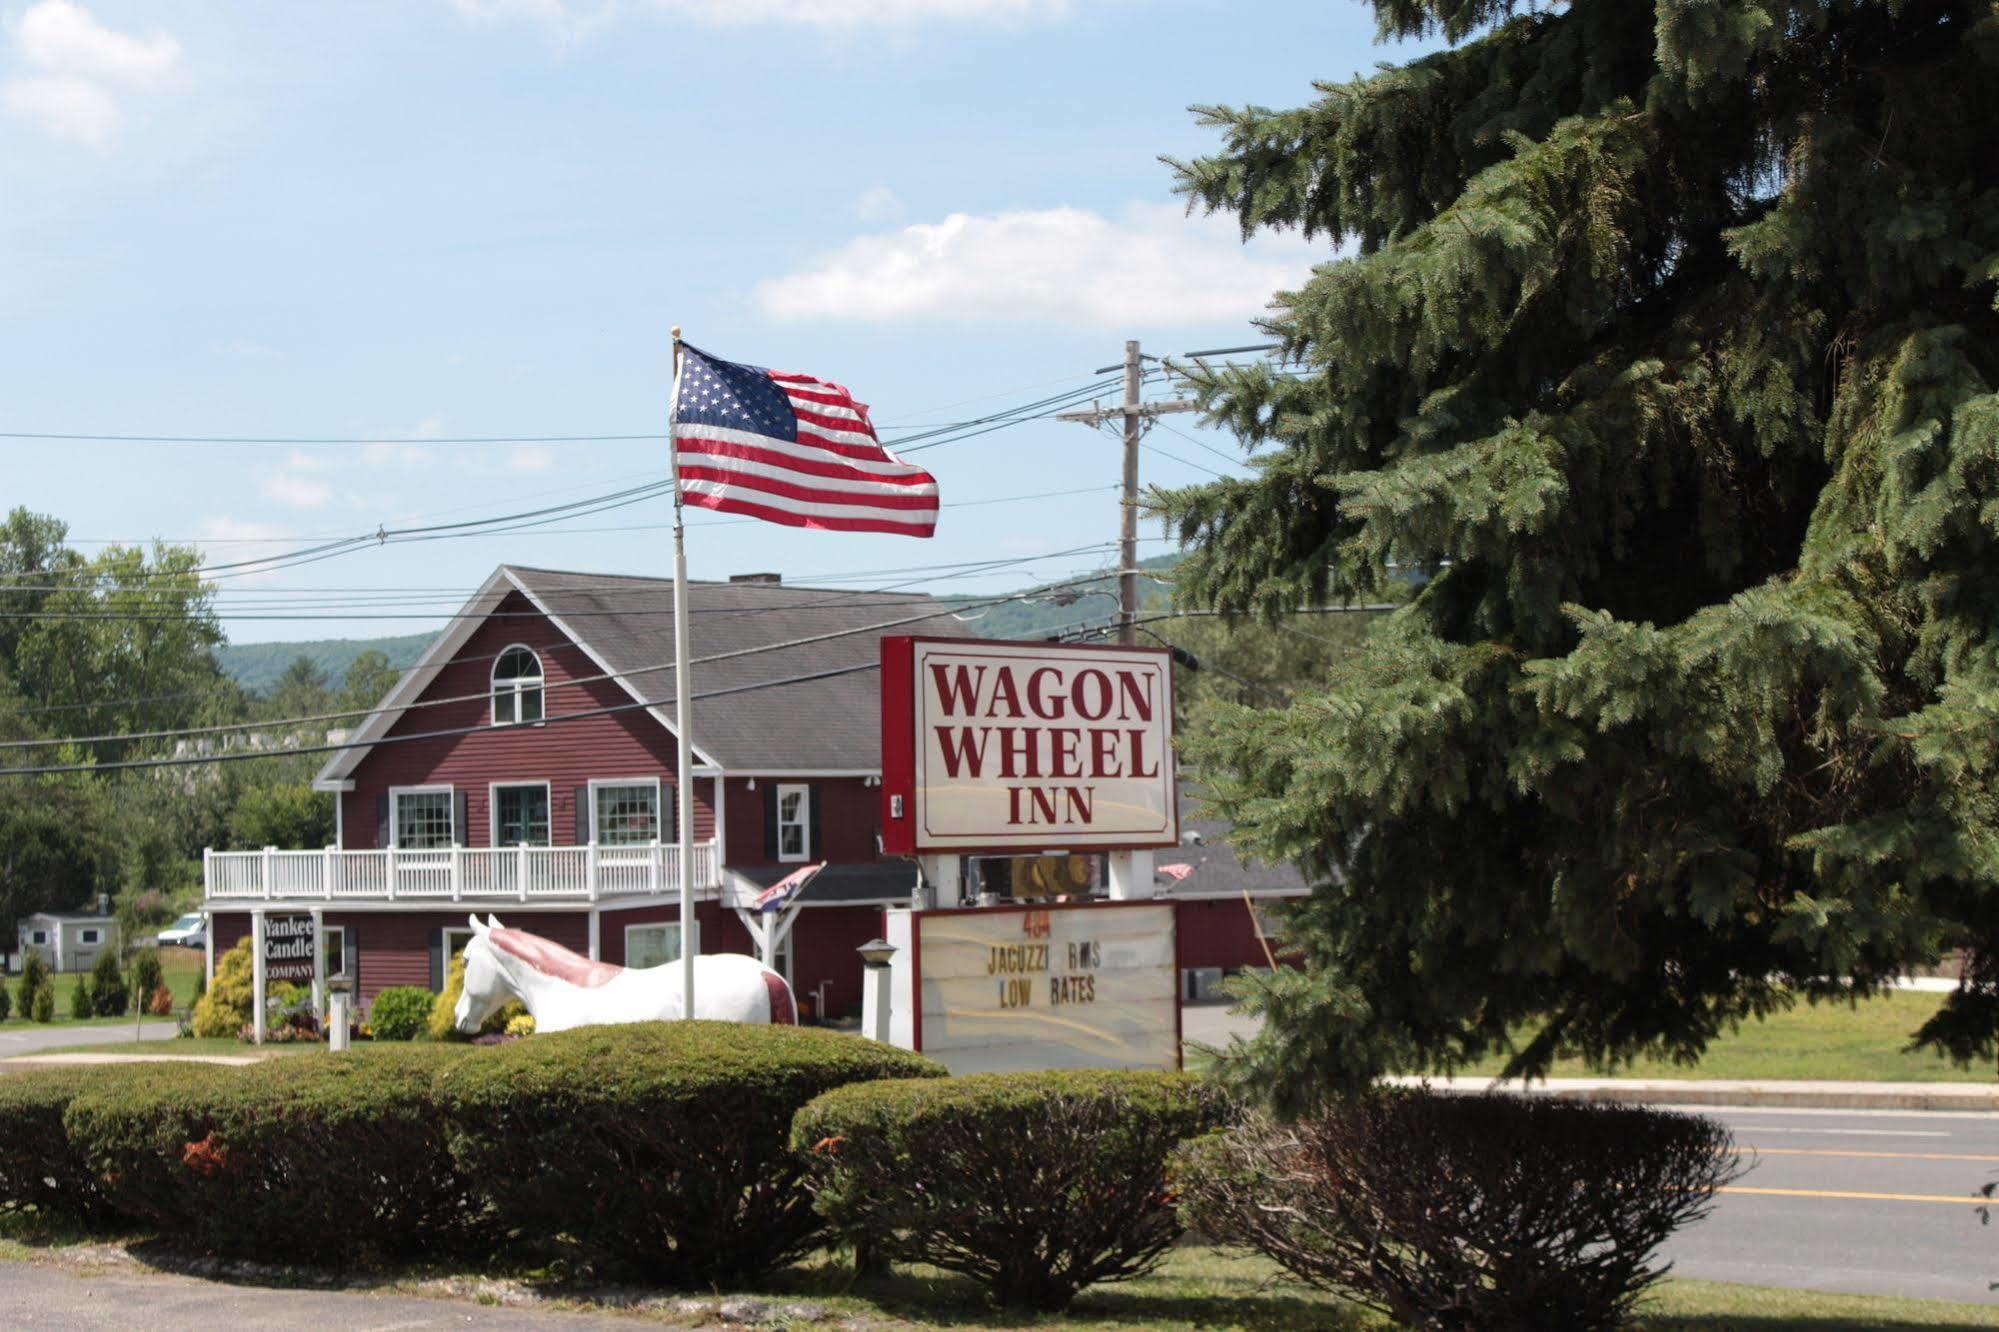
(0, 946, 205, 1031)
(1455, 990, 1997, 1084)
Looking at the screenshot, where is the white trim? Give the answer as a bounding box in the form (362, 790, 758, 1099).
(202, 893, 718, 913)
(774, 782, 811, 863)
(315, 779, 356, 793)
(388, 784, 456, 850)
(588, 776, 665, 846)
(333, 796, 344, 848)
(728, 769, 878, 778)
(1162, 886, 1312, 901)
(623, 920, 683, 969)
(321, 922, 351, 981)
(78, 928, 101, 945)
(488, 780, 553, 847)
(502, 569, 726, 770)
(488, 643, 546, 728)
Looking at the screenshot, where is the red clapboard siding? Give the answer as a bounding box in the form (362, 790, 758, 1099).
(728, 776, 881, 865)
(340, 590, 714, 849)
(1174, 898, 1290, 972)
(597, 902, 753, 967)
(789, 905, 887, 1021)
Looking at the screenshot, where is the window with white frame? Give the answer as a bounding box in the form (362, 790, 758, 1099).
(493, 784, 551, 846)
(29, 929, 47, 946)
(80, 929, 100, 944)
(776, 783, 810, 862)
(490, 645, 544, 726)
(593, 780, 661, 845)
(394, 789, 455, 849)
(323, 926, 350, 981)
(626, 922, 681, 970)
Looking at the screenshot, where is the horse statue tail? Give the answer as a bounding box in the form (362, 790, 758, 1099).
(761, 968, 797, 1025)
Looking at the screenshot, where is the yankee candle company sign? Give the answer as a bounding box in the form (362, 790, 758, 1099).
(889, 901, 1180, 1074)
(263, 914, 315, 984)
(880, 637, 1177, 853)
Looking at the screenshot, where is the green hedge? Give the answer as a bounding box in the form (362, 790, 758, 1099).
(436, 1021, 943, 1285)
(793, 1070, 1225, 1311)
(368, 986, 434, 1041)
(0, 1065, 172, 1227)
(65, 1045, 476, 1260)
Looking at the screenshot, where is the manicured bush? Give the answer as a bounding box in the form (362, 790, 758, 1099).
(68, 973, 92, 1020)
(0, 1065, 168, 1226)
(147, 985, 174, 1017)
(66, 1045, 476, 1261)
(192, 969, 206, 1004)
(369, 986, 435, 1041)
(427, 954, 525, 1042)
(795, 1071, 1225, 1312)
(19, 951, 48, 1014)
(90, 948, 130, 1017)
(437, 1021, 943, 1285)
(1175, 1092, 1743, 1332)
(31, 984, 53, 1023)
(0, 977, 11, 1021)
(129, 947, 163, 1004)
(190, 939, 252, 1038)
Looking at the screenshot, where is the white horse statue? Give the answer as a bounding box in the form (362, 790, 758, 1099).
(452, 913, 796, 1035)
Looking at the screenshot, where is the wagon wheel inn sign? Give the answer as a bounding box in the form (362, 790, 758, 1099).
(880, 637, 1177, 854)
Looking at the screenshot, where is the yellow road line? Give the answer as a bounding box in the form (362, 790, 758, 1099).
(1721, 1185, 1991, 1207)
(1736, 1147, 1999, 1164)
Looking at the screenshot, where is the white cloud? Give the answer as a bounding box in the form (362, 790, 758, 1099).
(2, 1, 181, 144)
(450, 0, 1076, 31)
(509, 443, 556, 473)
(855, 186, 903, 222)
(755, 202, 1316, 329)
(260, 471, 333, 510)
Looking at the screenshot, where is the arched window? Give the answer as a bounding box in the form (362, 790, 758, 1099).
(491, 645, 544, 725)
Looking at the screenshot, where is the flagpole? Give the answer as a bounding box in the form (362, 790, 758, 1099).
(669, 326, 698, 1019)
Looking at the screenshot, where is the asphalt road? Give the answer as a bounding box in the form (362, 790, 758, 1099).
(1667, 1106, 1999, 1305)
(0, 1020, 178, 1057)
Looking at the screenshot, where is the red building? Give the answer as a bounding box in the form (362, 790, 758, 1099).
(200, 565, 1304, 1023)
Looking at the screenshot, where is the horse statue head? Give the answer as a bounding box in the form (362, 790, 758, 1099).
(454, 913, 514, 1035)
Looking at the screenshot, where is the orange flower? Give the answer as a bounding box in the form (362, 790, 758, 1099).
(182, 1135, 229, 1178)
(810, 1135, 845, 1157)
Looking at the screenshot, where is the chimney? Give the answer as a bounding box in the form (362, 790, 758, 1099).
(729, 572, 782, 585)
(97, 893, 110, 917)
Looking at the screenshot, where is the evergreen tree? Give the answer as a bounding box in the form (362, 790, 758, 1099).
(1164, 0, 1999, 1108)
(0, 977, 12, 1022)
(68, 972, 92, 1021)
(90, 946, 129, 1017)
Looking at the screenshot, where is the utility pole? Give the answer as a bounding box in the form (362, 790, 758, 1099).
(1057, 340, 1198, 645)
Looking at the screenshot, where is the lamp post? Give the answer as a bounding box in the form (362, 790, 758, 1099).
(857, 938, 897, 1044)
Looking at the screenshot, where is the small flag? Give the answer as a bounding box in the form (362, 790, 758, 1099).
(753, 861, 826, 914)
(1156, 863, 1197, 883)
(672, 345, 940, 537)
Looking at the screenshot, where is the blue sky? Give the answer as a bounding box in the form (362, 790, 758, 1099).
(0, 0, 1426, 644)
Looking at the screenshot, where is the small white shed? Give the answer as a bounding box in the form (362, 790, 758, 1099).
(16, 911, 120, 974)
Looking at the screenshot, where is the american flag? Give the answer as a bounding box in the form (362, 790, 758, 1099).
(753, 861, 826, 914)
(671, 345, 939, 537)
(1155, 863, 1198, 883)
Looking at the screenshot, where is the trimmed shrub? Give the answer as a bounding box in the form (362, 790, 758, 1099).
(31, 984, 53, 1023)
(90, 948, 130, 1017)
(369, 986, 434, 1041)
(192, 969, 206, 1004)
(130, 947, 163, 1004)
(147, 985, 174, 1017)
(66, 1045, 476, 1261)
(427, 954, 525, 1042)
(190, 939, 252, 1038)
(20, 951, 49, 1013)
(437, 1021, 943, 1285)
(795, 1071, 1224, 1311)
(68, 974, 92, 1020)
(1175, 1092, 1743, 1332)
(0, 1065, 166, 1226)
(0, 977, 11, 1021)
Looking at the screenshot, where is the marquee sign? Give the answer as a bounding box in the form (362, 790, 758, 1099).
(883, 900, 1180, 1074)
(262, 913, 315, 984)
(880, 637, 1177, 854)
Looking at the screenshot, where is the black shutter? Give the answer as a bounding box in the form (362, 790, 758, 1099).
(574, 786, 590, 844)
(375, 794, 390, 849)
(347, 925, 358, 1005)
(453, 790, 469, 846)
(427, 927, 443, 993)
(808, 785, 823, 861)
(762, 785, 778, 863)
(662, 782, 677, 844)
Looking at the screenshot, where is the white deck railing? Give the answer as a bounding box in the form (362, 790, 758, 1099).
(203, 842, 722, 903)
